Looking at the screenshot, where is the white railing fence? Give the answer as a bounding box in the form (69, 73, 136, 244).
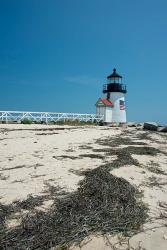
(0, 111, 104, 123)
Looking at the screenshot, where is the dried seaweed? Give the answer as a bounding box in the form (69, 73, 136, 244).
(0, 130, 153, 249)
(36, 132, 59, 135)
(14, 195, 48, 211)
(94, 145, 165, 157)
(137, 132, 151, 141)
(144, 176, 167, 188)
(146, 161, 167, 176)
(124, 146, 164, 156)
(79, 154, 104, 159)
(2, 127, 80, 133)
(0, 203, 15, 228)
(0, 167, 148, 249)
(53, 155, 79, 160)
(78, 145, 93, 150)
(96, 136, 147, 147)
(0, 173, 9, 180)
(0, 163, 43, 172)
(108, 149, 139, 169)
(92, 146, 163, 172)
(0, 165, 27, 172)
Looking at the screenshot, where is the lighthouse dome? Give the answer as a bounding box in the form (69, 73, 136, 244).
(103, 68, 127, 94)
(107, 68, 122, 79)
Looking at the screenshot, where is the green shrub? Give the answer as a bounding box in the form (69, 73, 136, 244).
(21, 118, 33, 124)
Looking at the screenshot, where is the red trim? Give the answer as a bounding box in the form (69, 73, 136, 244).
(100, 99, 113, 107)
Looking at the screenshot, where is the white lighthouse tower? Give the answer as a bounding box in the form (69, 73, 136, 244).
(96, 68, 127, 124)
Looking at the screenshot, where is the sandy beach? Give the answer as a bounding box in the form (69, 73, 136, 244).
(0, 124, 167, 249)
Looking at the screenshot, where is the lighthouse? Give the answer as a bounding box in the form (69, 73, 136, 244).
(96, 68, 127, 124)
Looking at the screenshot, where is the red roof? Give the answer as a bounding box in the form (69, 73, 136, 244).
(100, 98, 113, 107)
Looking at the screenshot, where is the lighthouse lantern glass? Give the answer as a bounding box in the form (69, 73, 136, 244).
(108, 77, 121, 84)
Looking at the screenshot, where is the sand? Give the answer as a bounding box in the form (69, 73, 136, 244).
(0, 124, 167, 249)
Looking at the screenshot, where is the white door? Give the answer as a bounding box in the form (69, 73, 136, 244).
(105, 107, 112, 123)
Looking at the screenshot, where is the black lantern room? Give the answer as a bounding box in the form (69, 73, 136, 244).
(103, 68, 127, 99)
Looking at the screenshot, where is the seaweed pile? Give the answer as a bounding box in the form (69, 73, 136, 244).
(96, 136, 147, 147)
(1, 130, 155, 249)
(0, 167, 147, 249)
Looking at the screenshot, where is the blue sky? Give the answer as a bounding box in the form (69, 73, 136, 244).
(0, 0, 167, 123)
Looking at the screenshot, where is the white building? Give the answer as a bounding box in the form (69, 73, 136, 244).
(96, 69, 127, 124)
(96, 98, 113, 123)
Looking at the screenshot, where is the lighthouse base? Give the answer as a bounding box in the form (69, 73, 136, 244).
(109, 92, 126, 123)
(95, 95, 127, 124)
